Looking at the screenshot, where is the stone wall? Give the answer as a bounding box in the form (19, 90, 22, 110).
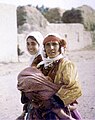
(0, 4, 18, 62)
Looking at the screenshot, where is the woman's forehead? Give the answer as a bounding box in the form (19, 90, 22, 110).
(27, 38, 35, 41)
(43, 35, 61, 45)
(27, 38, 38, 43)
(45, 41, 59, 44)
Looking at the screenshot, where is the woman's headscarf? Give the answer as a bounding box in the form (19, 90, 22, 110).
(25, 31, 44, 65)
(37, 33, 67, 68)
(43, 33, 66, 48)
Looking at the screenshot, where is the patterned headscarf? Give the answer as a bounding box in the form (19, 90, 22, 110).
(43, 33, 66, 48)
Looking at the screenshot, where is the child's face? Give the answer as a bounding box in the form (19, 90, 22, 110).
(27, 38, 39, 55)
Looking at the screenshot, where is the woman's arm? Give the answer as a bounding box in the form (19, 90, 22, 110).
(55, 60, 82, 106)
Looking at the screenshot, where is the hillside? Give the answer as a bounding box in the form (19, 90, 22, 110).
(17, 5, 95, 34)
(17, 5, 48, 34)
(77, 5, 95, 31)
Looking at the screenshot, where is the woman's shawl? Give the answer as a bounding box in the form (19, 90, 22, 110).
(17, 67, 60, 101)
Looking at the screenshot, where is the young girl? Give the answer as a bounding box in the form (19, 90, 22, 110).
(16, 31, 44, 120)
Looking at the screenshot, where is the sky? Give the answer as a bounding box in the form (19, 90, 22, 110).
(0, 0, 95, 10)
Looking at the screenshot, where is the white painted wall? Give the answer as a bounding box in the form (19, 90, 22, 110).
(45, 23, 92, 51)
(0, 3, 18, 62)
(18, 23, 92, 53)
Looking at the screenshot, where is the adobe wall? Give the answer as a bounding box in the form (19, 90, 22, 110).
(0, 4, 18, 62)
(18, 23, 92, 54)
(45, 23, 92, 50)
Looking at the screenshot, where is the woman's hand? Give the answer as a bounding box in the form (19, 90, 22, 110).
(52, 108, 76, 120)
(69, 104, 77, 111)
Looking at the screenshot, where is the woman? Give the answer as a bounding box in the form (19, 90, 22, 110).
(25, 31, 44, 66)
(17, 33, 82, 120)
(16, 31, 44, 120)
(37, 33, 82, 120)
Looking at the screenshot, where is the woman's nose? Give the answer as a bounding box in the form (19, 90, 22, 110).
(50, 44, 54, 49)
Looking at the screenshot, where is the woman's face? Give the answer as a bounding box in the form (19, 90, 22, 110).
(45, 41, 60, 58)
(27, 38, 39, 55)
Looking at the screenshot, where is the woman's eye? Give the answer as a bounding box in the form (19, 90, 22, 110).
(45, 43, 50, 47)
(27, 42, 30, 46)
(31, 42, 36, 46)
(52, 43, 58, 46)
(45, 42, 59, 48)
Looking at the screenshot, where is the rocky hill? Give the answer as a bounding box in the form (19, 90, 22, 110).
(17, 5, 48, 34)
(17, 5, 95, 34)
(77, 5, 95, 31)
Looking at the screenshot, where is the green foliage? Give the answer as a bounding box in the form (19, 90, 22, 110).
(36, 5, 49, 14)
(61, 8, 83, 23)
(43, 8, 62, 23)
(17, 6, 27, 27)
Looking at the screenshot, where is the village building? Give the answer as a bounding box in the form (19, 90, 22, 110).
(0, 4, 93, 62)
(0, 3, 18, 62)
(45, 23, 92, 50)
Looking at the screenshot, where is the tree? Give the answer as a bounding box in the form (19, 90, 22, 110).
(61, 8, 83, 23)
(36, 5, 49, 14)
(43, 8, 62, 23)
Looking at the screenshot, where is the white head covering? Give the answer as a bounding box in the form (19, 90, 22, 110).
(25, 31, 44, 66)
(26, 31, 43, 45)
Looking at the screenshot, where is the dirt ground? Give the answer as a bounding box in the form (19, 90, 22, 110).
(0, 47, 95, 120)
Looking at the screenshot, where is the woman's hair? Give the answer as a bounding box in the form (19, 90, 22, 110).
(27, 36, 39, 45)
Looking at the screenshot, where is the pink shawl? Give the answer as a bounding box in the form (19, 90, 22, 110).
(17, 67, 60, 100)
